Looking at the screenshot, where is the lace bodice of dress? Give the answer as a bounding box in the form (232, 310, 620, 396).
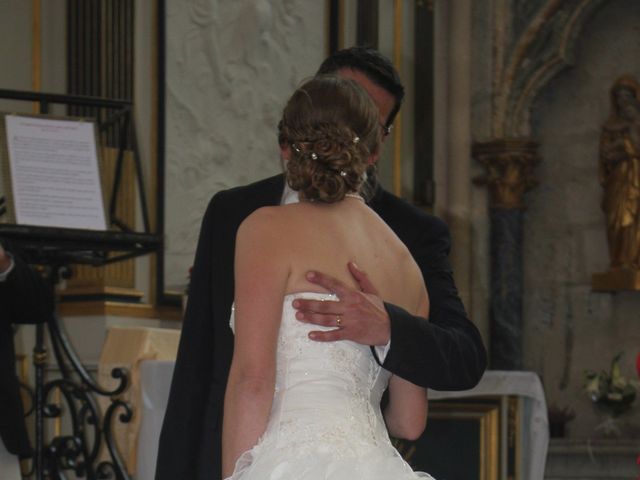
(229, 292, 392, 456)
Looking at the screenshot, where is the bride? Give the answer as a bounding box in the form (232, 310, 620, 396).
(222, 75, 434, 479)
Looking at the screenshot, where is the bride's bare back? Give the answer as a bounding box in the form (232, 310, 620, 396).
(250, 197, 427, 317)
(290, 198, 426, 313)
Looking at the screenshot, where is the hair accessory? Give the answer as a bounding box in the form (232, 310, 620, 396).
(310, 152, 318, 160)
(340, 170, 347, 177)
(353, 136, 360, 144)
(292, 143, 301, 153)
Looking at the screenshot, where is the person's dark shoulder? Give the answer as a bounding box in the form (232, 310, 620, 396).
(370, 187, 449, 244)
(205, 174, 285, 213)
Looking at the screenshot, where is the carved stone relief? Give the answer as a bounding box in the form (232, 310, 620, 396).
(164, 0, 324, 289)
(473, 139, 540, 210)
(491, 0, 609, 138)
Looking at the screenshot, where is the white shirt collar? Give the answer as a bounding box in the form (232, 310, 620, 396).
(281, 183, 300, 205)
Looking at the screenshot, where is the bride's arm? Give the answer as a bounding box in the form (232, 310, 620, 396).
(383, 291, 429, 440)
(222, 208, 289, 477)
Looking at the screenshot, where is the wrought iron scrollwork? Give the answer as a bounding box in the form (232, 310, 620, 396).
(26, 268, 133, 480)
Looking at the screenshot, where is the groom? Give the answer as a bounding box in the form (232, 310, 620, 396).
(156, 46, 487, 480)
(0, 243, 52, 480)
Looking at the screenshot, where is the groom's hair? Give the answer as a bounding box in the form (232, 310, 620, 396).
(317, 46, 405, 129)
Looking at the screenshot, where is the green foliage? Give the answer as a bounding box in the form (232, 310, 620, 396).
(584, 352, 638, 417)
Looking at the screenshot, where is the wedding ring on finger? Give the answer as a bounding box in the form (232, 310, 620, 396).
(336, 314, 342, 327)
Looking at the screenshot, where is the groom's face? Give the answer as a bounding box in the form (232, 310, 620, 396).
(336, 68, 396, 145)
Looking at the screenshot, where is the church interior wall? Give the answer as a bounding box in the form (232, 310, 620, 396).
(0, 0, 66, 113)
(468, 0, 494, 349)
(3, 0, 640, 473)
(524, 0, 640, 438)
(0, 0, 32, 113)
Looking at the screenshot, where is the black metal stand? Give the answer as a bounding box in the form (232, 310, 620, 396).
(0, 89, 163, 479)
(8, 230, 161, 480)
(29, 266, 131, 480)
(0, 88, 152, 235)
(4, 231, 160, 479)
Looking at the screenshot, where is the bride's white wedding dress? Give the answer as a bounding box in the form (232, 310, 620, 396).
(226, 292, 435, 479)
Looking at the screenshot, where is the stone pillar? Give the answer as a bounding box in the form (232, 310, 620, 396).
(445, 0, 473, 310)
(473, 139, 539, 370)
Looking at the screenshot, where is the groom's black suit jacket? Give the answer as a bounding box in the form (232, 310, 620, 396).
(156, 174, 486, 480)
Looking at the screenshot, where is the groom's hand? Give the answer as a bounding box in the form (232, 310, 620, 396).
(292, 262, 391, 346)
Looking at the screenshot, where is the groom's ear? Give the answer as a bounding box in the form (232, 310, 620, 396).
(367, 151, 380, 166)
(280, 144, 291, 162)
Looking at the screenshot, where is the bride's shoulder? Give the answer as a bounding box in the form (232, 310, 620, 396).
(239, 206, 282, 232)
(235, 207, 290, 260)
(237, 205, 300, 240)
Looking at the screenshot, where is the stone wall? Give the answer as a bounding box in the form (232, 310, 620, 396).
(525, 0, 640, 438)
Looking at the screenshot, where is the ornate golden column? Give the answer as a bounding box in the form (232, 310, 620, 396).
(474, 139, 540, 210)
(473, 139, 540, 369)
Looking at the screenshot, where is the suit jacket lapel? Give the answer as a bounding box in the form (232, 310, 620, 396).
(259, 174, 286, 207)
(366, 177, 386, 212)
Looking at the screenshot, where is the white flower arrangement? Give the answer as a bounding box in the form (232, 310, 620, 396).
(584, 352, 638, 416)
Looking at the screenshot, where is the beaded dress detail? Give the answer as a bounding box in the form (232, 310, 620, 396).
(226, 292, 434, 479)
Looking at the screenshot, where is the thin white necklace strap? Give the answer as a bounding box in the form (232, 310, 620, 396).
(344, 193, 365, 202)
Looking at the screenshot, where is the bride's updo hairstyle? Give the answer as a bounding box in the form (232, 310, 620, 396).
(278, 75, 381, 203)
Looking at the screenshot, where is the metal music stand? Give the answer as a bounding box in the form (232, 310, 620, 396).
(0, 89, 162, 480)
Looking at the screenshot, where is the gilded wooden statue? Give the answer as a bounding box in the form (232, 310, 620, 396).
(598, 75, 640, 271)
